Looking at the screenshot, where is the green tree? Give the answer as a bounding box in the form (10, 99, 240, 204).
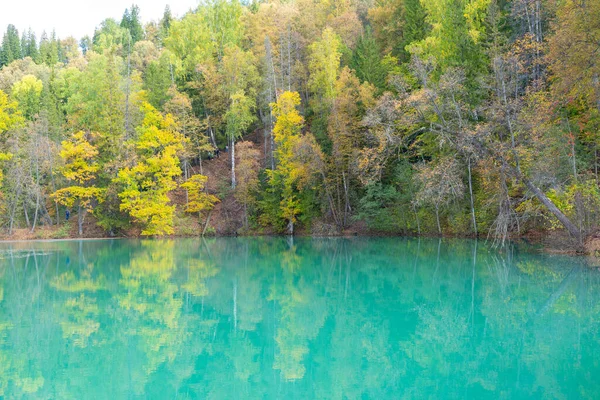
(121, 4, 145, 44)
(308, 28, 342, 111)
(409, 0, 489, 80)
(92, 19, 129, 52)
(1, 25, 21, 66)
(38, 31, 60, 65)
(350, 28, 391, 91)
(226, 91, 255, 188)
(21, 29, 39, 62)
(65, 51, 126, 159)
(11, 75, 43, 120)
(368, 0, 429, 61)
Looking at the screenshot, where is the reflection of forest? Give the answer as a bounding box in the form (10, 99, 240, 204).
(0, 238, 598, 399)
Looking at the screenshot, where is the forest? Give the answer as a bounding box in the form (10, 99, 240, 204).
(0, 0, 599, 243)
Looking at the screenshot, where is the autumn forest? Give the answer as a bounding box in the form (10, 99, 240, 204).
(0, 0, 599, 243)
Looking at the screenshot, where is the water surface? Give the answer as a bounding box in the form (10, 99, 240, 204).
(0, 237, 598, 399)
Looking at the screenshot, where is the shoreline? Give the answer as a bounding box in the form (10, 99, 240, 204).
(0, 231, 592, 257)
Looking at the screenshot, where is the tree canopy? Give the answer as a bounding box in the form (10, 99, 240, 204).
(0, 0, 598, 240)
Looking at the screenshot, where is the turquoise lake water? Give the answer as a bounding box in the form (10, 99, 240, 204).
(0, 237, 598, 399)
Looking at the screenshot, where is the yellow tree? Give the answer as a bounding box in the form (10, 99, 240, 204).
(116, 102, 186, 236)
(52, 131, 104, 236)
(0, 90, 22, 178)
(266, 91, 324, 234)
(0, 90, 22, 216)
(268, 92, 304, 233)
(180, 174, 219, 231)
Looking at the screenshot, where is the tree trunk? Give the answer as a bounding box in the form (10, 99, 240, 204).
(31, 192, 40, 233)
(595, 148, 598, 184)
(435, 204, 441, 235)
(202, 209, 213, 236)
(8, 179, 23, 235)
(124, 35, 132, 138)
(319, 170, 341, 229)
(270, 122, 275, 170)
(413, 204, 421, 235)
(471, 137, 582, 242)
(263, 126, 268, 168)
(78, 204, 84, 236)
(231, 136, 236, 189)
(233, 279, 237, 331)
(23, 203, 30, 229)
(184, 160, 190, 206)
(521, 177, 581, 242)
(32, 144, 41, 233)
(566, 116, 577, 182)
(467, 157, 478, 236)
(342, 170, 350, 227)
(209, 126, 217, 148)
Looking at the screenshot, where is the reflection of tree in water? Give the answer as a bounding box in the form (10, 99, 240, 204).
(117, 240, 184, 393)
(0, 264, 12, 396)
(270, 240, 328, 381)
(51, 259, 105, 348)
(118, 239, 224, 396)
(0, 238, 598, 398)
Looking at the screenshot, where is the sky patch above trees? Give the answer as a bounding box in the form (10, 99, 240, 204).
(0, 0, 198, 39)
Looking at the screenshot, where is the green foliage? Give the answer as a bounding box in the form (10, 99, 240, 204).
(308, 28, 342, 109)
(350, 28, 391, 91)
(92, 19, 130, 52)
(368, 0, 429, 61)
(144, 54, 173, 108)
(519, 179, 600, 233)
(64, 52, 125, 144)
(120, 5, 144, 45)
(38, 31, 61, 65)
(226, 91, 255, 142)
(11, 75, 43, 119)
(21, 29, 39, 62)
(1, 25, 22, 66)
(409, 0, 489, 80)
(43, 222, 71, 239)
(357, 161, 419, 232)
(0, 0, 597, 239)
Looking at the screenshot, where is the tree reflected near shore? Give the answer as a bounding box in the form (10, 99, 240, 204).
(0, 238, 598, 399)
